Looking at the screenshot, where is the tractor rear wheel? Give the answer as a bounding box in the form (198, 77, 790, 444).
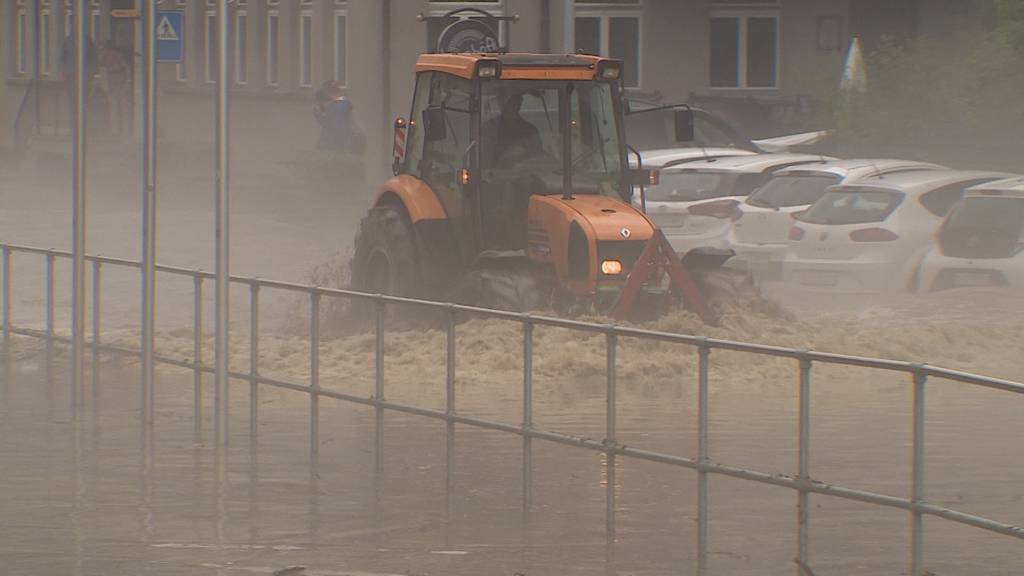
(349, 205, 422, 299)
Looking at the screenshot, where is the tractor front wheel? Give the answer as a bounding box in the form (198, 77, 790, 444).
(349, 205, 422, 299)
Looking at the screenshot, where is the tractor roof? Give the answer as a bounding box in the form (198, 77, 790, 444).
(416, 53, 608, 80)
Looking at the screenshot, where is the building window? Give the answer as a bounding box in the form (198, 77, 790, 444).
(299, 10, 313, 88)
(266, 10, 279, 86)
(91, 9, 101, 41)
(17, 8, 28, 75)
(333, 11, 347, 86)
(235, 11, 248, 84)
(205, 11, 216, 83)
(40, 10, 52, 75)
(63, 7, 72, 37)
(575, 13, 641, 88)
(710, 12, 778, 89)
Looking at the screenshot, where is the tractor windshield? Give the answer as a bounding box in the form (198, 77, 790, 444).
(480, 80, 625, 198)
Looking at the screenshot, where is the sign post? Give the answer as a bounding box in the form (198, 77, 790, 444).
(155, 11, 184, 63)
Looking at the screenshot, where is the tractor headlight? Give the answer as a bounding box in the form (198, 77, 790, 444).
(597, 60, 621, 80)
(475, 60, 501, 79)
(601, 260, 623, 275)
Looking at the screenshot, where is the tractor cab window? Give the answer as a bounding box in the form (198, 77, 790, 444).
(419, 73, 474, 217)
(480, 80, 624, 198)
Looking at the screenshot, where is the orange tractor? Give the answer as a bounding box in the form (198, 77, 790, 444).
(350, 53, 734, 322)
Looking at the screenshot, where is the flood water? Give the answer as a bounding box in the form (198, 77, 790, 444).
(1, 344, 1021, 576)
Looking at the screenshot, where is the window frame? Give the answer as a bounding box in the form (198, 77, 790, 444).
(40, 9, 51, 76)
(709, 9, 781, 90)
(333, 9, 348, 88)
(266, 9, 280, 87)
(574, 8, 643, 89)
(16, 7, 28, 75)
(204, 10, 216, 84)
(235, 9, 248, 85)
(298, 9, 313, 88)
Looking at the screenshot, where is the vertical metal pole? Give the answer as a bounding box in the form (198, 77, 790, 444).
(91, 259, 100, 399)
(45, 252, 54, 340)
(193, 276, 203, 440)
(522, 318, 533, 513)
(249, 282, 259, 441)
(213, 0, 231, 447)
(32, 0, 41, 135)
(697, 344, 710, 576)
(562, 0, 575, 54)
(141, 0, 158, 430)
(375, 297, 385, 474)
(2, 246, 9, 353)
(797, 355, 812, 575)
(309, 292, 320, 463)
(71, 0, 87, 412)
(605, 330, 617, 552)
(911, 368, 927, 576)
(445, 307, 456, 500)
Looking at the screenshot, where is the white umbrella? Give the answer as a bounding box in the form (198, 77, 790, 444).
(840, 37, 868, 93)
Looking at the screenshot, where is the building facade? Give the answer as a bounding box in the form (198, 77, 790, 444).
(2, 0, 964, 173)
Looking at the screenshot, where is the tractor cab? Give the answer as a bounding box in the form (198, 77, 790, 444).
(395, 54, 638, 255)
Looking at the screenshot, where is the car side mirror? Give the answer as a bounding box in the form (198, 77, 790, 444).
(674, 109, 695, 142)
(423, 106, 447, 142)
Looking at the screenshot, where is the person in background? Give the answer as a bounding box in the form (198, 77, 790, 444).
(100, 41, 131, 136)
(314, 80, 353, 151)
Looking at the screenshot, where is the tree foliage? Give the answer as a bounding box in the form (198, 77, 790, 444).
(831, 1, 1024, 171)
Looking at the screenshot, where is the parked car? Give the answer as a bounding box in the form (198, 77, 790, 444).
(727, 159, 945, 280)
(784, 170, 1015, 292)
(624, 100, 762, 153)
(917, 177, 1024, 291)
(636, 153, 835, 257)
(630, 147, 756, 170)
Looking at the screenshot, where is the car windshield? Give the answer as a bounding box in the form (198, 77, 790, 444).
(481, 80, 624, 197)
(800, 189, 904, 224)
(646, 171, 766, 202)
(625, 107, 753, 151)
(747, 173, 840, 208)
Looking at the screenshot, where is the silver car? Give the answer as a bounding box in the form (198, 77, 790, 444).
(635, 153, 835, 257)
(727, 159, 944, 280)
(784, 170, 1015, 292)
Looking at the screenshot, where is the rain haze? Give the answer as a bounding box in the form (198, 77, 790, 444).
(0, 2, 1022, 576)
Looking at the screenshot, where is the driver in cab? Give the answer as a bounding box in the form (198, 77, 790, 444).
(487, 91, 543, 168)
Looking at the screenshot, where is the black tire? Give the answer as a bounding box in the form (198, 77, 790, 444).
(691, 267, 761, 310)
(349, 204, 422, 298)
(448, 268, 546, 313)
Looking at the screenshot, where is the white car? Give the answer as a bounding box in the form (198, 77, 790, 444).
(636, 153, 835, 257)
(784, 170, 1015, 292)
(631, 147, 757, 169)
(727, 159, 944, 280)
(918, 177, 1024, 291)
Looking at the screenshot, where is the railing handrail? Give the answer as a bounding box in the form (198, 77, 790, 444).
(4, 242, 1021, 395)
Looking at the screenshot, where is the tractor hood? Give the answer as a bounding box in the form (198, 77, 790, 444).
(553, 195, 656, 242)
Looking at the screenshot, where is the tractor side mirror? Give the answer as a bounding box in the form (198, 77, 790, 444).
(674, 109, 695, 142)
(423, 106, 447, 142)
(627, 168, 659, 187)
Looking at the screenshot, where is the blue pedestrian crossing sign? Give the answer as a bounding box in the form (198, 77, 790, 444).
(156, 11, 184, 63)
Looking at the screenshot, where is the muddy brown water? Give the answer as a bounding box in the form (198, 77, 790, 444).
(1, 343, 1021, 576)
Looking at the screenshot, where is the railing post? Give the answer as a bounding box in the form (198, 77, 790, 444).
(193, 275, 203, 441)
(522, 316, 534, 513)
(310, 291, 321, 463)
(797, 352, 812, 576)
(2, 246, 10, 355)
(249, 282, 259, 442)
(697, 341, 710, 576)
(911, 365, 927, 576)
(605, 328, 618, 556)
(375, 296, 385, 475)
(45, 252, 55, 343)
(445, 305, 456, 501)
(91, 259, 101, 400)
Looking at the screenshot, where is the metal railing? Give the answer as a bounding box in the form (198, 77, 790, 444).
(2, 242, 1023, 576)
